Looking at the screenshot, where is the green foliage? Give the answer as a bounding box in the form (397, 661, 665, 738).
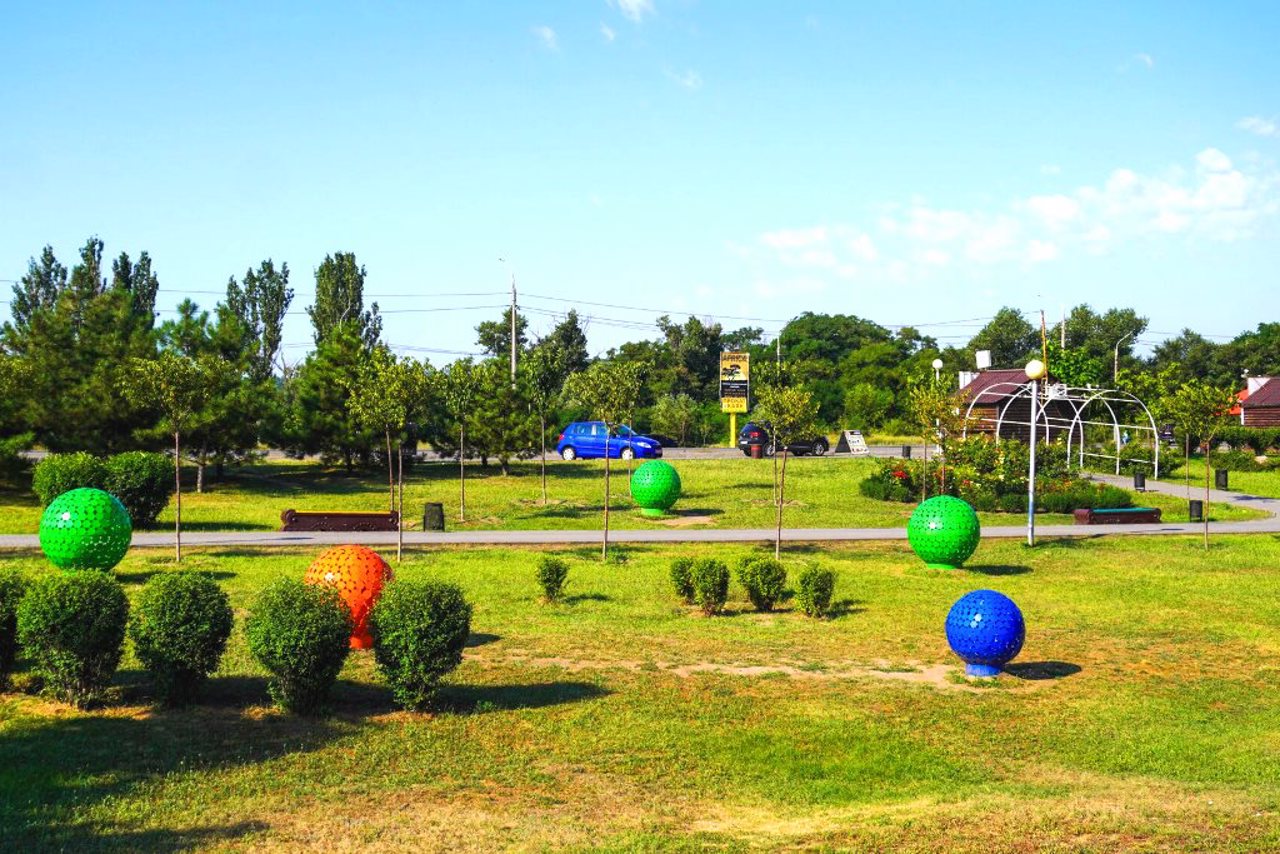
(796, 566, 836, 618)
(122, 351, 222, 437)
(669, 557, 695, 603)
(1208, 449, 1277, 473)
(224, 259, 293, 382)
(308, 251, 380, 348)
(1044, 339, 1106, 387)
(16, 571, 128, 708)
(32, 451, 171, 526)
(369, 580, 472, 711)
(0, 569, 27, 684)
(129, 572, 233, 705)
(535, 556, 570, 602)
(1218, 426, 1280, 455)
(564, 361, 646, 427)
(968, 307, 1038, 368)
(736, 556, 787, 612)
(103, 452, 172, 526)
(32, 452, 107, 506)
(690, 558, 729, 616)
(843, 382, 894, 429)
(284, 324, 381, 470)
(650, 393, 700, 445)
(475, 307, 529, 359)
(245, 579, 351, 715)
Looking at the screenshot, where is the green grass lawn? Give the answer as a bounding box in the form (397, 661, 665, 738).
(2, 535, 1280, 850)
(1156, 455, 1280, 499)
(0, 456, 1264, 535)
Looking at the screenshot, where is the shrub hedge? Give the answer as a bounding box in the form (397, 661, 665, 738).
(0, 569, 27, 684)
(129, 572, 233, 705)
(32, 451, 172, 526)
(669, 557, 695, 603)
(796, 566, 836, 618)
(535, 556, 570, 602)
(690, 558, 729, 616)
(245, 579, 351, 715)
(370, 580, 472, 711)
(737, 557, 786, 612)
(16, 570, 128, 708)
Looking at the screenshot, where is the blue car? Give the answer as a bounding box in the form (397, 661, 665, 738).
(556, 422, 663, 460)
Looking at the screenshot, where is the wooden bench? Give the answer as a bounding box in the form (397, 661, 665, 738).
(280, 509, 400, 532)
(1072, 507, 1162, 525)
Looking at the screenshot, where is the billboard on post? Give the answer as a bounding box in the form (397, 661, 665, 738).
(720, 352, 749, 413)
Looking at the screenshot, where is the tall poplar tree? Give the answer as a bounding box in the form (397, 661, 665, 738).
(308, 252, 381, 348)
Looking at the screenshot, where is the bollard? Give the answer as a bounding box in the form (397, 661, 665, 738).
(423, 502, 445, 531)
(1188, 499, 1204, 523)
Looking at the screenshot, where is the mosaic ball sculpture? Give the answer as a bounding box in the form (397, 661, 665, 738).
(303, 544, 394, 649)
(631, 460, 682, 517)
(945, 589, 1025, 677)
(39, 488, 132, 571)
(907, 495, 981, 569)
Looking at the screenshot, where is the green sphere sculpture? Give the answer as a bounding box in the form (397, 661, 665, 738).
(907, 495, 981, 569)
(631, 460, 682, 517)
(39, 488, 133, 571)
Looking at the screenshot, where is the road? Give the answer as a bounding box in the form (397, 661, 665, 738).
(2, 470, 1275, 551)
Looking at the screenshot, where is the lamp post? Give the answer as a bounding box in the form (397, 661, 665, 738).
(1113, 331, 1134, 383)
(931, 357, 944, 384)
(1025, 358, 1047, 547)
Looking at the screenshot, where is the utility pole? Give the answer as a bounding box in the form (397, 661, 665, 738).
(509, 272, 517, 387)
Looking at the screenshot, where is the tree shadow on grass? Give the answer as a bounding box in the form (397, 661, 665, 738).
(965, 564, 1033, 577)
(563, 593, 611, 604)
(1004, 661, 1082, 681)
(826, 598, 865, 618)
(440, 680, 610, 714)
(465, 632, 502, 648)
(113, 568, 238, 586)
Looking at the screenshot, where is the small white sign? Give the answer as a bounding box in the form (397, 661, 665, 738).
(837, 430, 869, 456)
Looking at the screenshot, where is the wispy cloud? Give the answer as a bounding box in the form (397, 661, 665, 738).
(1135, 52, 1155, 69)
(532, 25, 558, 50)
(748, 147, 1280, 284)
(665, 68, 702, 90)
(610, 0, 655, 23)
(600, 22, 616, 42)
(1238, 115, 1279, 138)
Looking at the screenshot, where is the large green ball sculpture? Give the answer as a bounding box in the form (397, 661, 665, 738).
(907, 495, 980, 569)
(631, 460, 682, 517)
(39, 488, 133, 571)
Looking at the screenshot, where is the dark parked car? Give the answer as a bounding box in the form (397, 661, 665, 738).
(737, 421, 829, 457)
(556, 422, 663, 460)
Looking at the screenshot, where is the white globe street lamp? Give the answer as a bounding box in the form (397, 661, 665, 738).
(1024, 359, 1047, 546)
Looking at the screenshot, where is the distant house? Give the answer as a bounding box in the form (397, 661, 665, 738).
(958, 368, 1075, 442)
(1239, 377, 1280, 427)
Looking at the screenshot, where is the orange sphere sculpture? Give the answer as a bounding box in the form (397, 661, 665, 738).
(303, 545, 394, 649)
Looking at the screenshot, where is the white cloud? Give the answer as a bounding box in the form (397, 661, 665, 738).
(1238, 116, 1279, 138)
(1136, 52, 1155, 69)
(532, 25, 558, 50)
(665, 68, 702, 90)
(748, 145, 1279, 283)
(610, 0, 654, 23)
(600, 22, 616, 42)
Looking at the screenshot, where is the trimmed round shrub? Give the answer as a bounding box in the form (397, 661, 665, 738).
(370, 580, 472, 711)
(690, 558, 729, 616)
(32, 452, 107, 506)
(737, 557, 786, 612)
(16, 570, 128, 707)
(245, 579, 351, 715)
(669, 557, 694, 604)
(129, 572, 233, 705)
(535, 556, 570, 603)
(796, 566, 836, 618)
(103, 452, 172, 527)
(0, 569, 28, 685)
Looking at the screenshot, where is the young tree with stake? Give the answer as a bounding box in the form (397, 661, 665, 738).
(441, 359, 485, 523)
(751, 385, 819, 558)
(1165, 381, 1237, 548)
(523, 345, 567, 504)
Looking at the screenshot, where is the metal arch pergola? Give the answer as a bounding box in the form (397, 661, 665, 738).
(961, 381, 1160, 475)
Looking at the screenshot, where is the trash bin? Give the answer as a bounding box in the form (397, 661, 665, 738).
(423, 502, 445, 531)
(1215, 469, 1229, 490)
(749, 444, 763, 459)
(902, 445, 912, 459)
(1133, 471, 1146, 492)
(1188, 499, 1204, 523)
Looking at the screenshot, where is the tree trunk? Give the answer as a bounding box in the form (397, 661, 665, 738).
(1184, 437, 1191, 498)
(386, 428, 395, 513)
(775, 450, 788, 559)
(397, 434, 404, 563)
(174, 431, 182, 564)
(540, 413, 548, 505)
(602, 436, 611, 560)
(772, 438, 779, 504)
(1203, 447, 1211, 549)
(922, 437, 929, 502)
(196, 445, 206, 494)
(459, 425, 467, 522)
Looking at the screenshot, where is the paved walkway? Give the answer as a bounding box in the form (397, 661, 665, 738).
(2, 474, 1276, 550)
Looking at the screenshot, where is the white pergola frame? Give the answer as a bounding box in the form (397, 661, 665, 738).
(961, 381, 1159, 475)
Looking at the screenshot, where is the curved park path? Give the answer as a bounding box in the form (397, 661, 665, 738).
(2, 473, 1277, 551)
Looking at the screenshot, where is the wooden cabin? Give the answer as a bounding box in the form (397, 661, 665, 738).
(1240, 377, 1280, 427)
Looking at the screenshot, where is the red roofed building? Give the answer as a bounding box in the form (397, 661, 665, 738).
(958, 368, 1075, 442)
(1239, 377, 1280, 427)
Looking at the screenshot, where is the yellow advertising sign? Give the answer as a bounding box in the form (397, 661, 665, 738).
(720, 351, 749, 413)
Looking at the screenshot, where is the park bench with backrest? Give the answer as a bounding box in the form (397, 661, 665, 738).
(1072, 507, 1162, 525)
(280, 509, 399, 532)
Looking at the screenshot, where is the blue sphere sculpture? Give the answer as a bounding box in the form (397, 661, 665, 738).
(945, 589, 1025, 677)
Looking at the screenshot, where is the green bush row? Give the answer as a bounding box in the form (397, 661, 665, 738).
(1217, 426, 1280, 455)
(668, 557, 836, 618)
(0, 568, 470, 715)
(32, 451, 172, 526)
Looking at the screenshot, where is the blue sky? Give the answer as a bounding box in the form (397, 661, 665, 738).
(2, 1, 1277, 367)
